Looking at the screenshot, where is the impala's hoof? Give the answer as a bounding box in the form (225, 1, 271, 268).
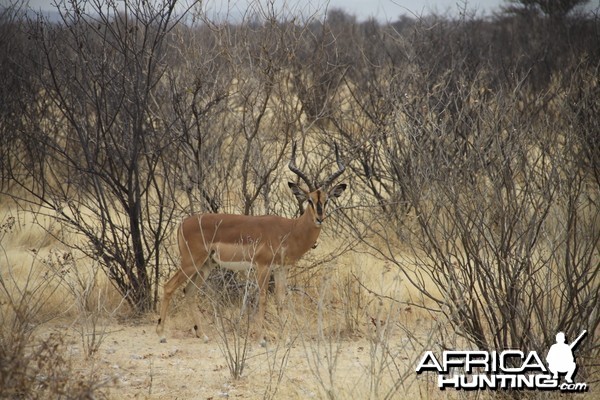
(160, 338, 167, 343)
(192, 325, 209, 342)
(259, 337, 267, 348)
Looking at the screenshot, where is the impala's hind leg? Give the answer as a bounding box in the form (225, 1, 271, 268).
(156, 251, 209, 343)
(156, 269, 189, 342)
(184, 260, 216, 341)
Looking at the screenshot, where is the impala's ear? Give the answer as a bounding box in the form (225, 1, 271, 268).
(328, 183, 347, 198)
(288, 181, 309, 202)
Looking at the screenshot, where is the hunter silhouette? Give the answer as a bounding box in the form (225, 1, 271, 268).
(546, 330, 587, 383)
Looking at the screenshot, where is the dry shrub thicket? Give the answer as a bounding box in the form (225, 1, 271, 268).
(1, 0, 599, 397)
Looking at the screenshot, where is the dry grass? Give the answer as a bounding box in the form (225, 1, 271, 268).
(0, 200, 435, 398)
(1, 204, 126, 320)
(2, 202, 596, 399)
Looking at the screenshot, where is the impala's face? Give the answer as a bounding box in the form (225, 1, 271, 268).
(289, 182, 347, 227)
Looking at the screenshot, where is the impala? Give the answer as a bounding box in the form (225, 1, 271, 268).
(156, 142, 346, 343)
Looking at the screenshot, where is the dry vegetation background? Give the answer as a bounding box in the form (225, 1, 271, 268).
(1, 0, 599, 398)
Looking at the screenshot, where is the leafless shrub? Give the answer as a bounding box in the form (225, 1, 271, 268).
(4, 0, 201, 313)
(0, 220, 113, 398)
(364, 56, 599, 382)
(210, 268, 255, 380)
(42, 248, 126, 357)
(0, 331, 113, 400)
(262, 329, 296, 400)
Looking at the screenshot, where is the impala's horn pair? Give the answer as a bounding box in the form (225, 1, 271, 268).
(288, 141, 345, 191)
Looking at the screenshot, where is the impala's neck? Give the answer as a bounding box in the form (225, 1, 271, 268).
(291, 208, 321, 251)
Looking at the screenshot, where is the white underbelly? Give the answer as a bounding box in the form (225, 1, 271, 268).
(213, 259, 253, 272)
(208, 243, 286, 271)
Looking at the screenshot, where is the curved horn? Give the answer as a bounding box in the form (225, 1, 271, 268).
(321, 142, 345, 189)
(288, 141, 314, 190)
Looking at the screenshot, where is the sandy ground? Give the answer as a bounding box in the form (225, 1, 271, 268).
(0, 207, 431, 399)
(47, 310, 599, 400)
(51, 310, 429, 400)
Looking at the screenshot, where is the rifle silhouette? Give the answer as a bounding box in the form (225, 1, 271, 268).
(569, 330, 587, 350)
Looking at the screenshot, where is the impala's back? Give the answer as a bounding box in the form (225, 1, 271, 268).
(178, 211, 321, 269)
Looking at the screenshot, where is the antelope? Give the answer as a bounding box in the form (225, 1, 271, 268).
(156, 142, 346, 343)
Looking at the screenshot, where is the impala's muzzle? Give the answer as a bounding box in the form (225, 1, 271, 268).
(314, 190, 326, 225)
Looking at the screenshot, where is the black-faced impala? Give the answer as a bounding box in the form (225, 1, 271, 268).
(156, 142, 346, 343)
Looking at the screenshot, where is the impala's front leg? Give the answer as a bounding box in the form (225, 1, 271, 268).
(274, 265, 288, 315)
(256, 264, 271, 344)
